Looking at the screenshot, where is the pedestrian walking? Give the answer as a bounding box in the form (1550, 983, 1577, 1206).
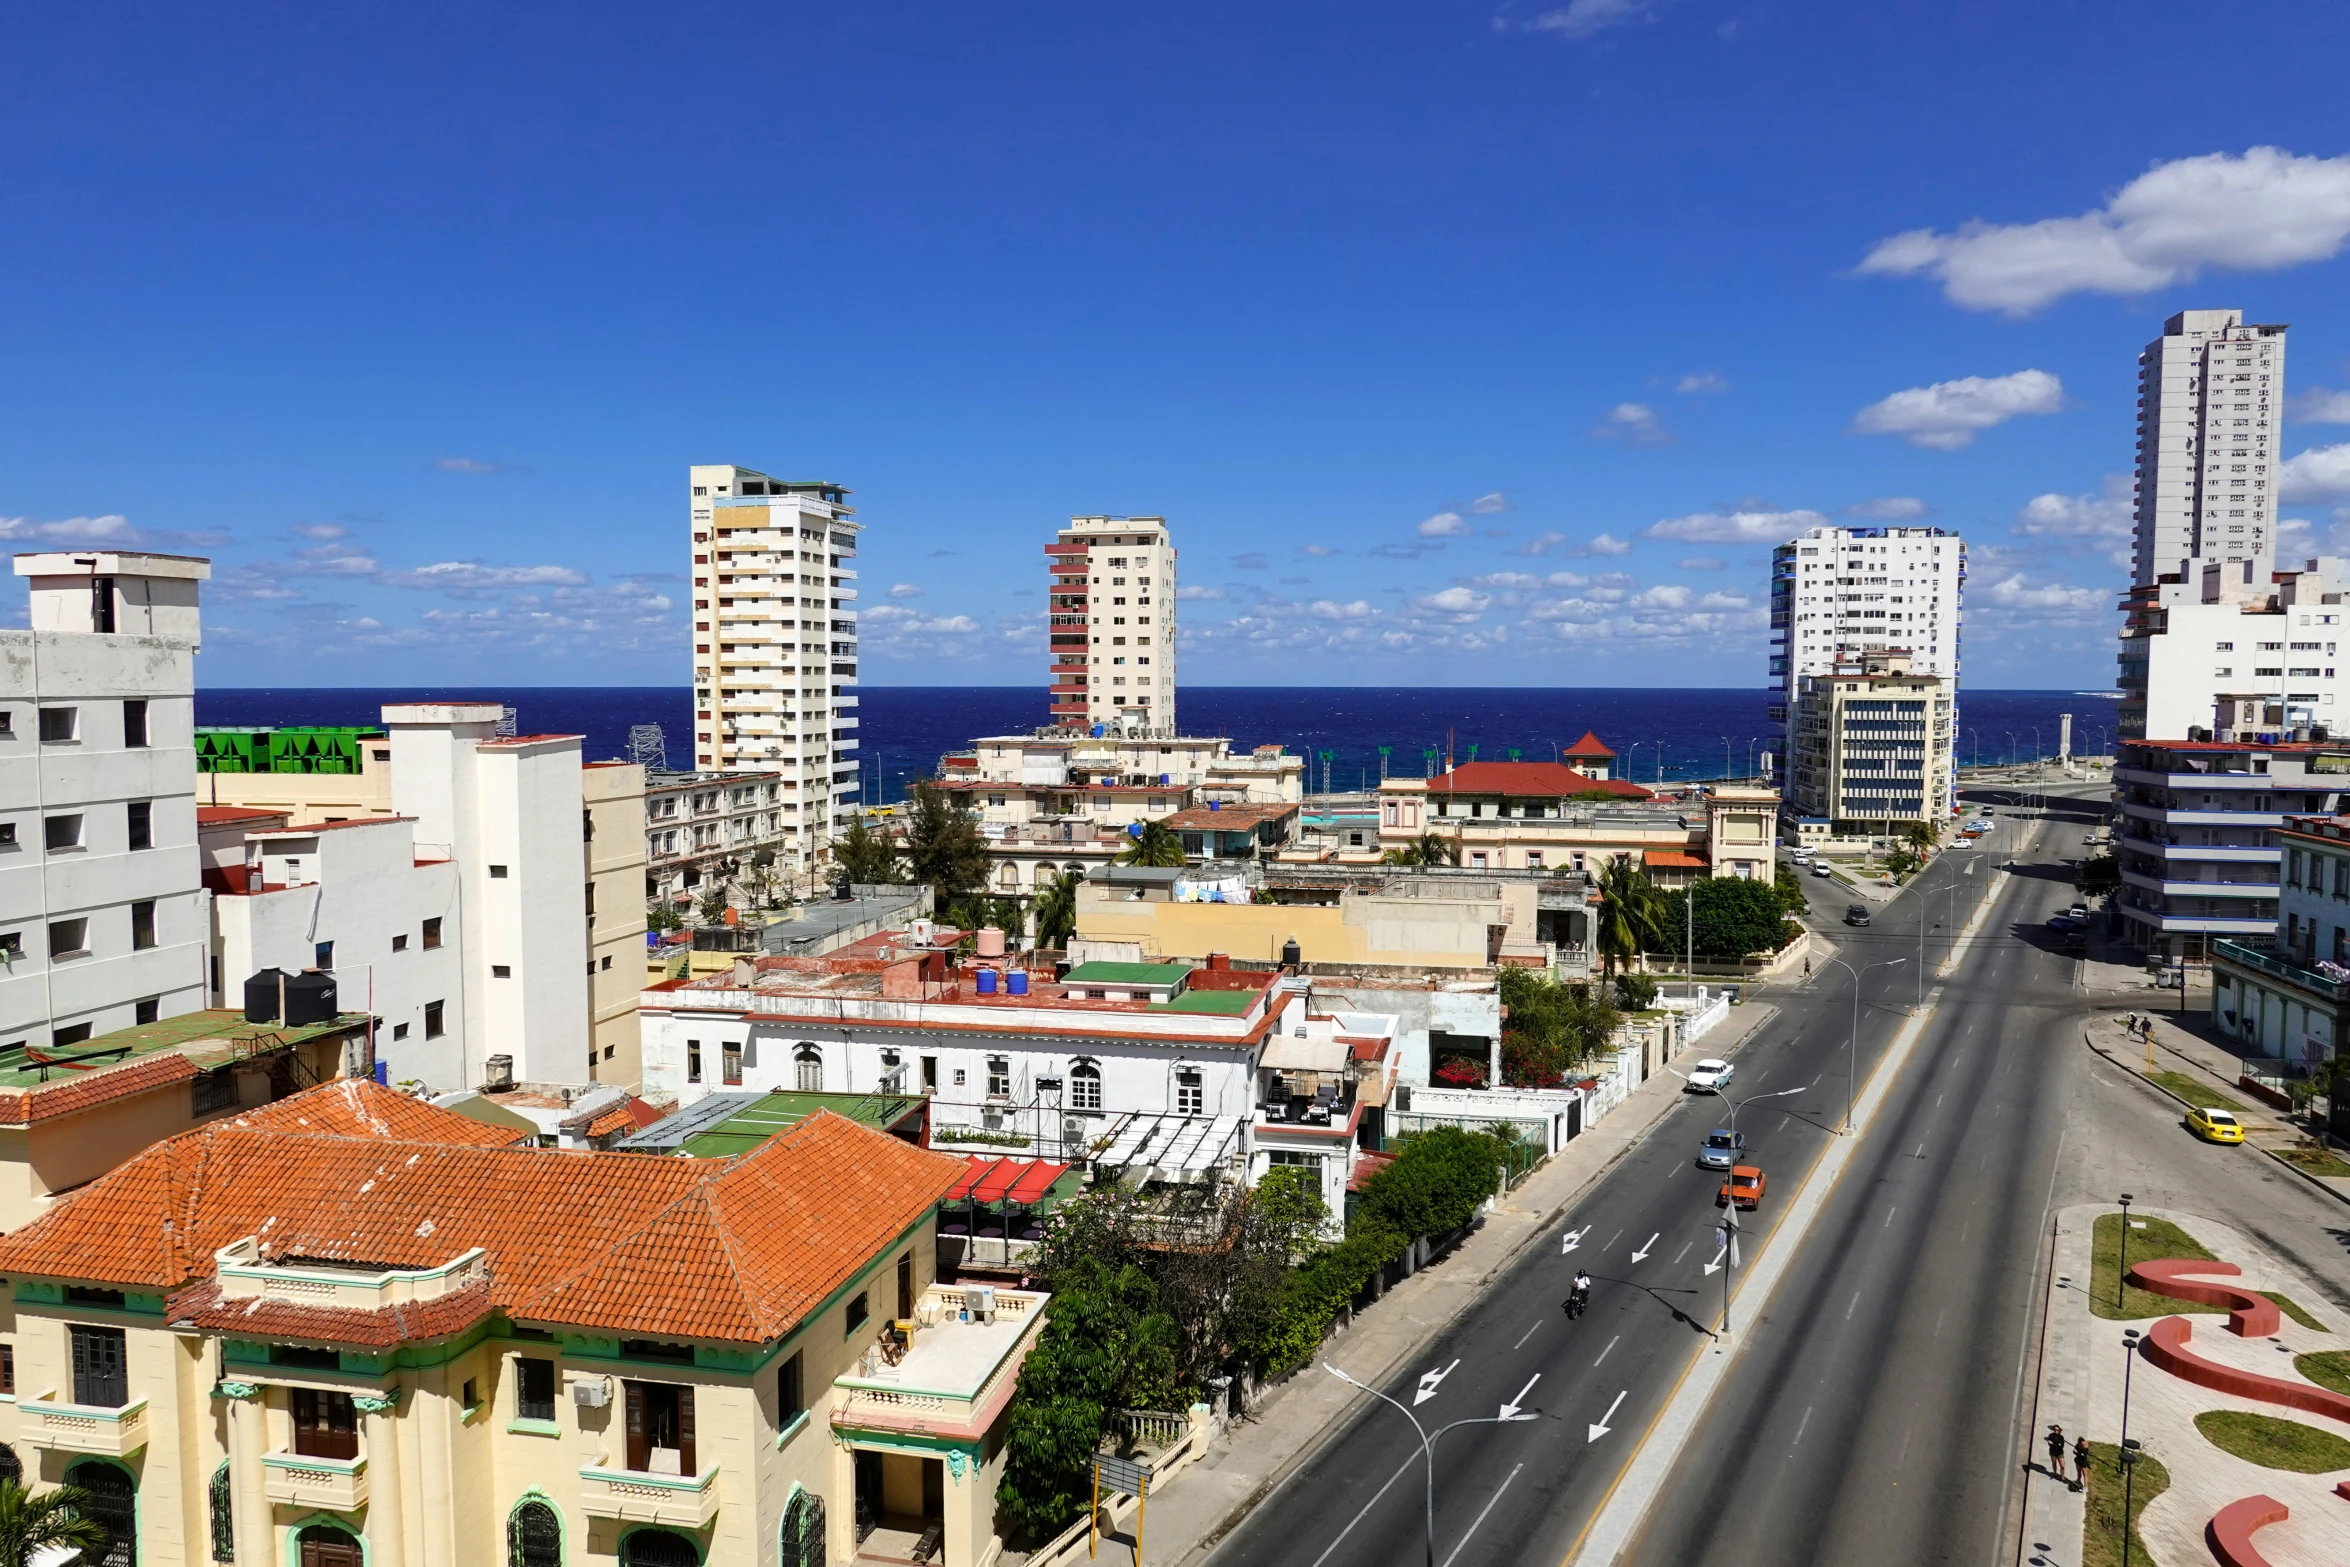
(2072, 1435, 2091, 1493)
(2045, 1424, 2067, 1482)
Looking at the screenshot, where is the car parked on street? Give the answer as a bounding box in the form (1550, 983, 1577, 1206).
(1845, 904, 1870, 926)
(1812, 861, 1836, 878)
(2185, 1105, 2245, 1144)
(1698, 1128, 1747, 1169)
(1685, 1058, 1735, 1093)
(1717, 1165, 1767, 1209)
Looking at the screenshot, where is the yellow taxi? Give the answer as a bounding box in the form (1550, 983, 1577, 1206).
(2185, 1105, 2245, 1144)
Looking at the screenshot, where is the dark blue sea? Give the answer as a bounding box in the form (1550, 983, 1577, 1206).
(193, 687, 2120, 805)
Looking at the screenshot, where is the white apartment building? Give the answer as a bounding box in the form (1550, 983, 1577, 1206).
(1786, 652, 1956, 827)
(689, 464, 860, 889)
(383, 704, 591, 1087)
(208, 815, 466, 1087)
(1767, 526, 1964, 777)
(2, 552, 211, 1050)
(2131, 308, 2287, 587)
(643, 767, 788, 901)
(2119, 555, 2350, 741)
(1046, 516, 1177, 735)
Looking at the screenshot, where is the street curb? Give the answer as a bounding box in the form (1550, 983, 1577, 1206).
(2080, 1033, 2350, 1214)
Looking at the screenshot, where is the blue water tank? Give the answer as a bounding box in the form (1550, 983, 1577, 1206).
(1161, 772, 1170, 786)
(976, 968, 999, 995)
(1092, 724, 1105, 738)
(1209, 799, 1221, 811)
(1008, 970, 1030, 996)
(1128, 822, 1143, 837)
(372, 1059, 389, 1086)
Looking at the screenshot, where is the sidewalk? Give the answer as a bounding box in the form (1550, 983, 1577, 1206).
(2021, 1203, 2350, 1567)
(1100, 999, 1780, 1567)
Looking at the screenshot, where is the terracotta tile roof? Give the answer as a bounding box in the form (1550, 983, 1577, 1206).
(1562, 731, 1616, 759)
(0, 1053, 201, 1126)
(1424, 761, 1651, 799)
(0, 1108, 963, 1347)
(165, 1275, 495, 1347)
(224, 1079, 531, 1146)
(197, 805, 290, 827)
(1643, 850, 1707, 868)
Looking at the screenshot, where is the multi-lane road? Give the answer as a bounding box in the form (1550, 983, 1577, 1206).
(1211, 799, 2101, 1567)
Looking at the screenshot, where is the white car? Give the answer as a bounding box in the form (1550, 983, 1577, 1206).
(1685, 1058, 1735, 1093)
(1811, 861, 1835, 878)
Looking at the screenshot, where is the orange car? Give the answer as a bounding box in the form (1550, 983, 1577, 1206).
(1717, 1165, 1766, 1209)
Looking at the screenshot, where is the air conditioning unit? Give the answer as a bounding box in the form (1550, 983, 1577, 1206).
(570, 1376, 612, 1409)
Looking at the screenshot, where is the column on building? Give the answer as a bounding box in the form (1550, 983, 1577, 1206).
(357, 1391, 407, 1567)
(220, 1381, 271, 1565)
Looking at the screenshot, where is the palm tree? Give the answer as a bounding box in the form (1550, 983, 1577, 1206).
(1380, 832, 1457, 868)
(0, 1480, 108, 1567)
(1032, 870, 1084, 951)
(1117, 819, 1186, 868)
(1593, 857, 1668, 978)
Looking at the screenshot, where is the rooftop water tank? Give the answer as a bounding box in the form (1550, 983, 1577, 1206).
(976, 967, 999, 995)
(282, 970, 338, 1027)
(1007, 970, 1030, 996)
(242, 967, 291, 1024)
(1281, 937, 1301, 971)
(976, 925, 1006, 958)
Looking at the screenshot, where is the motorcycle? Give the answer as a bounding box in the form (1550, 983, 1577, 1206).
(1564, 1285, 1590, 1320)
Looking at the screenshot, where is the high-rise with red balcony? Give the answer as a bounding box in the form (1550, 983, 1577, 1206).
(1046, 515, 1176, 736)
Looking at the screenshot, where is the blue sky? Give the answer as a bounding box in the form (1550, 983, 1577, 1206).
(9, 2, 2350, 690)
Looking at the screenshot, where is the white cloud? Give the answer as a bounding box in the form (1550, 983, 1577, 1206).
(1980, 573, 2105, 613)
(1468, 492, 1512, 515)
(380, 561, 589, 591)
(1510, 531, 1570, 557)
(1857, 147, 2350, 315)
(1678, 556, 1725, 570)
(1417, 510, 1471, 538)
(1299, 543, 1341, 557)
(1852, 369, 2063, 449)
(1308, 599, 1376, 621)
(1526, 0, 1668, 41)
(2291, 388, 2350, 424)
(1413, 586, 1491, 618)
(2281, 443, 2350, 503)
(1845, 496, 1931, 521)
(1467, 572, 1542, 591)
(1676, 371, 1729, 394)
(1584, 531, 1632, 556)
(2013, 474, 2133, 538)
(1642, 506, 1831, 544)
(1177, 584, 1227, 601)
(888, 583, 924, 598)
(1632, 583, 1691, 610)
(0, 512, 231, 550)
(862, 604, 983, 637)
(434, 456, 536, 475)
(289, 521, 349, 541)
(1591, 402, 1672, 446)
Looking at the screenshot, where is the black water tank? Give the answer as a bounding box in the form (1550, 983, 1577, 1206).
(243, 968, 290, 1024)
(1281, 937, 1301, 971)
(282, 970, 338, 1026)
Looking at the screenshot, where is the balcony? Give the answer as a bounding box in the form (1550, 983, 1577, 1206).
(832, 1285, 1049, 1444)
(577, 1460, 722, 1529)
(2213, 938, 2350, 1000)
(17, 1394, 150, 1457)
(264, 1452, 368, 1512)
(2120, 864, 2278, 898)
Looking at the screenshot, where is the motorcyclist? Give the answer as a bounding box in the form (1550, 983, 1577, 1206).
(1566, 1270, 1592, 1317)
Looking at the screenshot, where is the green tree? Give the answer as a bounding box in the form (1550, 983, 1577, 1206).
(1773, 862, 1810, 918)
(1901, 820, 1936, 853)
(1032, 869, 1083, 950)
(694, 880, 729, 923)
(1355, 1126, 1505, 1241)
(1117, 819, 1186, 868)
(833, 819, 906, 886)
(0, 1480, 108, 1567)
(1594, 858, 1667, 977)
(2077, 852, 2121, 896)
(903, 782, 993, 906)
(645, 902, 684, 933)
(1497, 968, 1618, 1087)
(1380, 832, 1457, 868)
(1613, 971, 1660, 1011)
(1886, 847, 1921, 880)
(1659, 877, 1799, 960)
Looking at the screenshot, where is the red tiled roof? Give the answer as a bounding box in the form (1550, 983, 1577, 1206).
(0, 1106, 963, 1347)
(197, 805, 289, 827)
(1562, 731, 1616, 759)
(583, 1099, 659, 1139)
(1156, 802, 1299, 830)
(1425, 761, 1651, 799)
(0, 1053, 207, 1127)
(225, 1079, 531, 1146)
(1643, 850, 1707, 868)
(165, 1275, 496, 1348)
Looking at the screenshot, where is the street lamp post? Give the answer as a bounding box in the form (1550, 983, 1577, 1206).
(1819, 955, 1907, 1133)
(2116, 1193, 2136, 1307)
(1713, 1085, 1804, 1335)
(1321, 1362, 1540, 1567)
(2118, 1437, 2143, 1567)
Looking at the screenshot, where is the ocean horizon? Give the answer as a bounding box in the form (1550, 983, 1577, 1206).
(194, 685, 2121, 805)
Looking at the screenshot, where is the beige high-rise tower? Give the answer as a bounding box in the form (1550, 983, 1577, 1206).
(687, 464, 859, 884)
(1045, 515, 1176, 735)
(2130, 309, 2287, 586)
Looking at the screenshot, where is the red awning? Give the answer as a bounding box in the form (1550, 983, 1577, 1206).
(944, 1156, 1000, 1202)
(943, 1154, 1069, 1205)
(971, 1159, 1027, 1203)
(1006, 1161, 1069, 1204)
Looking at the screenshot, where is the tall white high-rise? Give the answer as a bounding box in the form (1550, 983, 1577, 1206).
(2131, 309, 2287, 587)
(1767, 526, 1965, 758)
(1046, 515, 1177, 735)
(688, 464, 860, 880)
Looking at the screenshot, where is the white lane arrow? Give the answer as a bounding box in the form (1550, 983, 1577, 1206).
(1702, 1242, 1728, 1276)
(1560, 1225, 1590, 1256)
(1629, 1232, 1658, 1263)
(1412, 1359, 1459, 1407)
(1499, 1373, 1541, 1421)
(1588, 1390, 1627, 1443)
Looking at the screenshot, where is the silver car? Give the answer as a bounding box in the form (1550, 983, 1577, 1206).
(1698, 1128, 1746, 1169)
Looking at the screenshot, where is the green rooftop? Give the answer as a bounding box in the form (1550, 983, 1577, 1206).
(1062, 961, 1196, 986)
(1153, 989, 1257, 1016)
(0, 1008, 371, 1090)
(616, 1089, 926, 1160)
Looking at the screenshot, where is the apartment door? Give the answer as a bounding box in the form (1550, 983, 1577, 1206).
(896, 1252, 914, 1322)
(297, 1526, 363, 1567)
(921, 1055, 939, 1092)
(623, 1380, 696, 1474)
(292, 1388, 359, 1459)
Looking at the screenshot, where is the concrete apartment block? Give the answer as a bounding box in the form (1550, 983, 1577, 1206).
(584, 759, 647, 1084)
(2132, 308, 2286, 588)
(1046, 515, 1177, 734)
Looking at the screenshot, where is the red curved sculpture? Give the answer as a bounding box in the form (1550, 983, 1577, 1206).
(2126, 1258, 2281, 1337)
(2205, 1495, 2289, 1567)
(2141, 1317, 2350, 1426)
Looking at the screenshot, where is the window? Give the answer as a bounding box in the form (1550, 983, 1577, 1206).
(845, 1291, 870, 1335)
(209, 1460, 233, 1563)
(1177, 1069, 1204, 1115)
(392, 1022, 409, 1040)
(492, 965, 512, 979)
(38, 707, 76, 743)
(44, 815, 82, 851)
(314, 940, 333, 969)
(0, 823, 13, 848)
(600, 954, 612, 971)
(722, 1041, 742, 1085)
(622, 1380, 696, 1475)
(392, 933, 408, 952)
(49, 918, 89, 958)
(122, 700, 147, 748)
(794, 1045, 821, 1092)
(778, 1350, 804, 1425)
(422, 918, 443, 950)
(69, 1461, 134, 1567)
(130, 901, 156, 951)
(515, 1356, 556, 1422)
(70, 1324, 129, 1407)
(134, 999, 158, 1026)
(425, 1000, 446, 1038)
(781, 1491, 825, 1567)
(0, 1342, 12, 1394)
(462, 1377, 480, 1410)
(1069, 1060, 1102, 1111)
(0, 932, 18, 961)
(508, 1500, 562, 1567)
(987, 1055, 1011, 1097)
(293, 1387, 359, 1459)
(52, 1023, 92, 1047)
(126, 801, 151, 850)
(687, 1040, 703, 1083)
(489, 865, 509, 879)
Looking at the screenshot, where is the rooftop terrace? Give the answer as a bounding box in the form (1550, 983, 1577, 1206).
(0, 1009, 368, 1092)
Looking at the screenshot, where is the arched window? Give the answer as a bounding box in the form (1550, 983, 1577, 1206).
(794, 1045, 822, 1093)
(69, 1461, 137, 1567)
(997, 862, 1018, 888)
(780, 1490, 825, 1567)
(208, 1461, 233, 1562)
(1069, 1060, 1102, 1112)
(508, 1499, 562, 1567)
(1032, 863, 1055, 887)
(0, 1441, 20, 1488)
(622, 1530, 700, 1567)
